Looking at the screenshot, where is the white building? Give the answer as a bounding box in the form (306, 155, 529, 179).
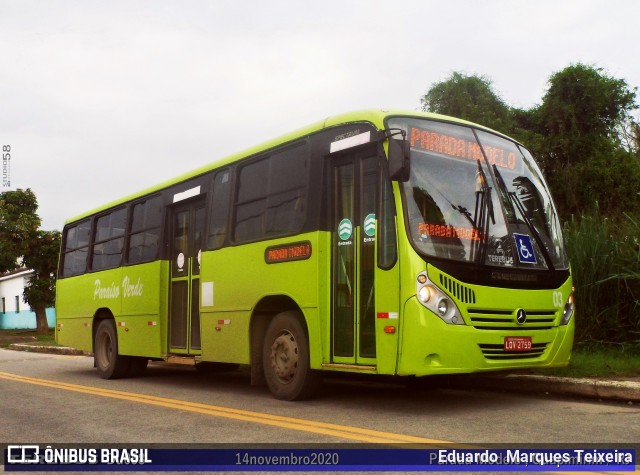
(0, 268, 56, 329)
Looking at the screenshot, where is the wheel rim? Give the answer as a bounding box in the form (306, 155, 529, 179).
(270, 330, 299, 385)
(96, 330, 113, 370)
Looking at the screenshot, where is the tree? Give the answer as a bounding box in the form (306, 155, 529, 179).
(0, 189, 40, 271)
(532, 64, 640, 217)
(0, 189, 60, 333)
(420, 65, 640, 217)
(22, 230, 61, 333)
(536, 63, 638, 167)
(420, 72, 513, 132)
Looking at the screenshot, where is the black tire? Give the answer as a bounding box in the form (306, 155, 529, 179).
(94, 319, 131, 379)
(262, 311, 321, 401)
(128, 357, 149, 377)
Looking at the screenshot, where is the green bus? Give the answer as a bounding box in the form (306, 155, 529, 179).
(56, 109, 574, 400)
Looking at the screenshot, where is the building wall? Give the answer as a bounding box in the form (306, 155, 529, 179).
(0, 271, 31, 313)
(0, 270, 57, 330)
(0, 307, 56, 330)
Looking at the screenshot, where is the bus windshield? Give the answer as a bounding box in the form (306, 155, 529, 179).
(388, 117, 568, 270)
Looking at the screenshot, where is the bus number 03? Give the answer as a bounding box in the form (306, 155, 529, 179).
(552, 291, 563, 308)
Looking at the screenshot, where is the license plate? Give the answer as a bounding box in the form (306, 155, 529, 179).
(504, 336, 532, 352)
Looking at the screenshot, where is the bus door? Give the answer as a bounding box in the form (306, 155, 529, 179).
(330, 148, 379, 366)
(169, 199, 206, 355)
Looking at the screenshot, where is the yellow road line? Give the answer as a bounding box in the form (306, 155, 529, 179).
(3, 371, 637, 474)
(0, 371, 447, 444)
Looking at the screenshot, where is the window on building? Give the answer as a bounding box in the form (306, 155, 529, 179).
(15, 295, 19, 313)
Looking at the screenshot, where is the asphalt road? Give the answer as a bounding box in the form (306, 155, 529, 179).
(1, 348, 639, 446)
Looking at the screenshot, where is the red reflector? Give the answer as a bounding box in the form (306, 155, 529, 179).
(384, 326, 396, 334)
(377, 312, 389, 319)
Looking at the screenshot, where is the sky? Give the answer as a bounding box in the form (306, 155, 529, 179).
(1, 0, 639, 231)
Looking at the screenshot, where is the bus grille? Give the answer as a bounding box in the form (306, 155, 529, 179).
(479, 343, 548, 360)
(468, 308, 557, 330)
(439, 274, 476, 304)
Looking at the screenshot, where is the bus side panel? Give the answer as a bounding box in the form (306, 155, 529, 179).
(373, 260, 400, 375)
(56, 269, 123, 352)
(56, 274, 93, 352)
(200, 310, 251, 364)
(199, 233, 322, 365)
(117, 260, 168, 359)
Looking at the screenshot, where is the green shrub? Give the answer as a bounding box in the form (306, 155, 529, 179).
(564, 212, 640, 349)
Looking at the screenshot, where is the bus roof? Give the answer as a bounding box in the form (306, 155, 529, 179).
(64, 109, 504, 225)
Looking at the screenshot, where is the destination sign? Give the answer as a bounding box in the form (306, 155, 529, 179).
(418, 222, 481, 241)
(410, 126, 521, 171)
(265, 241, 312, 264)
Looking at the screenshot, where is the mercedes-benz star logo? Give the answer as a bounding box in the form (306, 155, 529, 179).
(516, 309, 527, 324)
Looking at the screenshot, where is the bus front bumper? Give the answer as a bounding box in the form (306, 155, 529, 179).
(396, 298, 575, 377)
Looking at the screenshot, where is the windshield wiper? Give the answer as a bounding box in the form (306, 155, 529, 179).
(472, 160, 495, 265)
(492, 164, 555, 271)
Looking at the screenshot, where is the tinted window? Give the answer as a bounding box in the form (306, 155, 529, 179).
(92, 207, 126, 271)
(131, 195, 162, 233)
(128, 195, 163, 264)
(64, 220, 91, 251)
(237, 159, 269, 203)
(62, 219, 91, 276)
(233, 143, 309, 243)
(378, 162, 397, 269)
(92, 238, 124, 270)
(208, 170, 231, 249)
(96, 208, 126, 242)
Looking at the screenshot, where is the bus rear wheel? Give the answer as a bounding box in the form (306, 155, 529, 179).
(94, 319, 131, 379)
(262, 311, 321, 401)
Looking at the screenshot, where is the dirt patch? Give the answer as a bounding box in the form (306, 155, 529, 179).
(0, 331, 38, 347)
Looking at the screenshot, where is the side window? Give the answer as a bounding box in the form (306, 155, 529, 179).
(378, 162, 398, 269)
(235, 158, 269, 242)
(91, 208, 126, 271)
(61, 219, 91, 277)
(233, 142, 309, 243)
(128, 195, 162, 264)
(208, 169, 231, 249)
(265, 146, 307, 235)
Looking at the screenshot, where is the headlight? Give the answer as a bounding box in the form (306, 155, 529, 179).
(418, 285, 434, 303)
(560, 288, 575, 325)
(437, 298, 449, 316)
(416, 272, 465, 325)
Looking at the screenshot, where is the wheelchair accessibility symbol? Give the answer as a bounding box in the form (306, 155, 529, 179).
(513, 233, 537, 264)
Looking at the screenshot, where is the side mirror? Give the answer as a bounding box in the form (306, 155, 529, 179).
(388, 137, 410, 182)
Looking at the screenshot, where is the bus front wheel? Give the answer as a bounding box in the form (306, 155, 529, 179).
(94, 319, 131, 379)
(262, 312, 321, 401)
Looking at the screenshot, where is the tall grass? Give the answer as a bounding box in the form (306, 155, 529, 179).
(564, 212, 640, 350)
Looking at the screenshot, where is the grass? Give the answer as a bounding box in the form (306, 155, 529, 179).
(535, 344, 640, 379)
(564, 212, 640, 346)
(0, 329, 57, 348)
